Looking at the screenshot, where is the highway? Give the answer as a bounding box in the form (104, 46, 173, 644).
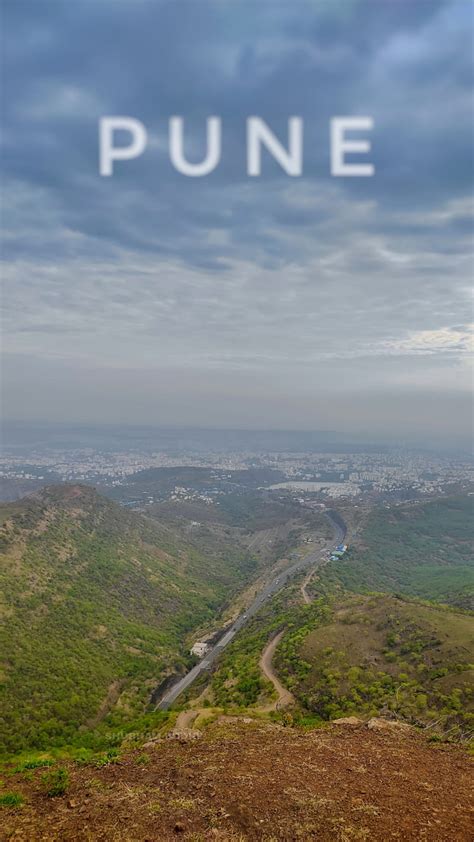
(155, 511, 346, 710)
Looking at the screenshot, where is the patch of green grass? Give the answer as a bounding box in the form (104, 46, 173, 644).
(320, 496, 473, 609)
(0, 791, 25, 808)
(94, 749, 120, 767)
(14, 758, 54, 772)
(41, 767, 69, 797)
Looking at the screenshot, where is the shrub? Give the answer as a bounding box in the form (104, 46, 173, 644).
(41, 768, 69, 797)
(94, 749, 120, 767)
(0, 792, 25, 808)
(14, 758, 54, 772)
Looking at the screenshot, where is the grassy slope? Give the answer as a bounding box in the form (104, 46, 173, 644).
(276, 593, 473, 732)
(0, 485, 257, 755)
(205, 587, 330, 709)
(207, 496, 473, 732)
(319, 496, 473, 608)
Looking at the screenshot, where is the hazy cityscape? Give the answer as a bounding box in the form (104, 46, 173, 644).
(1, 434, 473, 506)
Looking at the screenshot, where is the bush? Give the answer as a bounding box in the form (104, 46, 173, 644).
(14, 758, 54, 772)
(41, 768, 69, 797)
(94, 749, 120, 767)
(0, 792, 25, 808)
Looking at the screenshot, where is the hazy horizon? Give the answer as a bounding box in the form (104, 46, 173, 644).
(2, 417, 472, 456)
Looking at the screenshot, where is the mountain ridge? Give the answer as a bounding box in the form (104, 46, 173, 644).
(0, 485, 257, 754)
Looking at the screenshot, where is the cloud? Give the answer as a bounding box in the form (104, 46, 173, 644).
(383, 325, 474, 356)
(1, 0, 473, 440)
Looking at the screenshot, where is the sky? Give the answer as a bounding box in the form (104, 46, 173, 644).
(2, 0, 473, 446)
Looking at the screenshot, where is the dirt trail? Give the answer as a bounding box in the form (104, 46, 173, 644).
(259, 630, 294, 710)
(174, 709, 198, 731)
(301, 568, 315, 604)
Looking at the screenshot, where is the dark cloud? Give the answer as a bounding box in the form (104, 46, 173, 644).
(2, 0, 473, 439)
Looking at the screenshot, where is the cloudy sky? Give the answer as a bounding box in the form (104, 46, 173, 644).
(2, 0, 473, 445)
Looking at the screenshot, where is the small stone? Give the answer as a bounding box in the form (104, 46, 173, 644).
(143, 739, 161, 749)
(333, 716, 363, 726)
(367, 717, 413, 733)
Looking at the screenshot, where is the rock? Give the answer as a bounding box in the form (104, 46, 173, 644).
(143, 738, 162, 749)
(67, 799, 78, 809)
(367, 717, 413, 733)
(167, 728, 201, 742)
(333, 716, 363, 726)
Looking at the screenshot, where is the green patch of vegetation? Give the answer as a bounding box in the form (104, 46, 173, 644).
(93, 749, 120, 767)
(217, 492, 304, 532)
(0, 791, 25, 808)
(276, 593, 473, 735)
(209, 586, 331, 708)
(0, 486, 259, 755)
(320, 496, 473, 608)
(41, 767, 69, 797)
(14, 758, 54, 772)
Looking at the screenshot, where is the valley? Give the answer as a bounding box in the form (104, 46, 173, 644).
(0, 482, 330, 754)
(0, 477, 472, 840)
(155, 510, 345, 710)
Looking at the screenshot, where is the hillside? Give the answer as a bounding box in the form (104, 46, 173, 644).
(1, 719, 472, 840)
(275, 593, 474, 733)
(319, 495, 474, 608)
(0, 486, 257, 755)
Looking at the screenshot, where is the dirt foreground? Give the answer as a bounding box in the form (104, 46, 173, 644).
(3, 720, 473, 841)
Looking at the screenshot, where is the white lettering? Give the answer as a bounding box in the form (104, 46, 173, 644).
(99, 117, 147, 176)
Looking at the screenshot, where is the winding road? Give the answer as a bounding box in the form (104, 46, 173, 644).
(259, 630, 294, 709)
(155, 510, 345, 710)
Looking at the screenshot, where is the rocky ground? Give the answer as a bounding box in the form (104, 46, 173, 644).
(2, 719, 473, 841)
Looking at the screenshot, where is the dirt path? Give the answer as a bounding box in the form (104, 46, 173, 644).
(174, 709, 198, 731)
(259, 630, 294, 710)
(301, 568, 315, 604)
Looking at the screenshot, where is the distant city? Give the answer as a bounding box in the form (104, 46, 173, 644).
(1, 428, 473, 507)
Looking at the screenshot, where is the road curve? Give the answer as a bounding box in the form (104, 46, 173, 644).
(155, 511, 345, 710)
(259, 630, 294, 709)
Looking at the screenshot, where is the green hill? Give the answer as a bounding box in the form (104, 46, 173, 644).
(320, 496, 474, 608)
(0, 485, 256, 755)
(275, 593, 474, 733)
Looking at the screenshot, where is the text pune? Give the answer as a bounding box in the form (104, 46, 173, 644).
(99, 116, 375, 178)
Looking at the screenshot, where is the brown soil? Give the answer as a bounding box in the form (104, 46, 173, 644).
(174, 710, 199, 731)
(3, 720, 472, 841)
